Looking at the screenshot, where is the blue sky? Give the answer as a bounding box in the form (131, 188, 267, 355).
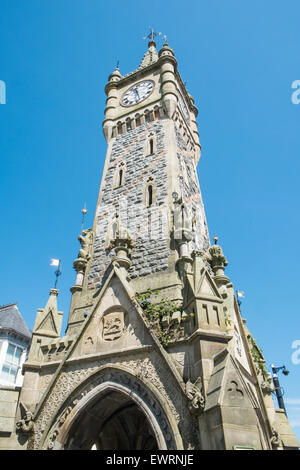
(0, 0, 299, 442)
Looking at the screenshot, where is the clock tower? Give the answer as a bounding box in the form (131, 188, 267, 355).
(14, 37, 299, 451)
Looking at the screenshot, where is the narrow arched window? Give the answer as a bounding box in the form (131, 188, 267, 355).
(149, 138, 154, 155)
(114, 162, 125, 189)
(136, 116, 141, 127)
(119, 169, 123, 187)
(148, 185, 153, 206)
(117, 123, 123, 135)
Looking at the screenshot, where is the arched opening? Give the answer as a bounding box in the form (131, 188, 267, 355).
(148, 185, 153, 206)
(117, 122, 123, 135)
(135, 115, 141, 127)
(64, 390, 159, 450)
(118, 169, 123, 187)
(126, 119, 132, 131)
(149, 138, 154, 155)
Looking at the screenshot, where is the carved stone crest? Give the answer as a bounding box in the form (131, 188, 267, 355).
(102, 311, 125, 341)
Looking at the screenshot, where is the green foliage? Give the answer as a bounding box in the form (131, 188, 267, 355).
(136, 288, 181, 321)
(135, 288, 183, 347)
(248, 336, 271, 382)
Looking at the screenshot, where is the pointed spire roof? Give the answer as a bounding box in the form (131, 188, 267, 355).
(138, 40, 159, 70)
(33, 288, 63, 337)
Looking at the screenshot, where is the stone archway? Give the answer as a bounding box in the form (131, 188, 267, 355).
(65, 389, 158, 450)
(42, 366, 182, 450)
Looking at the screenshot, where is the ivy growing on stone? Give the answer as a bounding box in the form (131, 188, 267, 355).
(135, 288, 183, 347)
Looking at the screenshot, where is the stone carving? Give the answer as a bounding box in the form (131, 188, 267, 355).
(185, 378, 205, 414)
(270, 427, 281, 449)
(16, 408, 35, 434)
(205, 239, 229, 285)
(227, 380, 243, 400)
(73, 229, 93, 273)
(82, 336, 95, 354)
(78, 229, 93, 261)
(102, 311, 125, 341)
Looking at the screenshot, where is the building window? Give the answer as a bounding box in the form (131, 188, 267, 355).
(135, 115, 141, 127)
(146, 132, 156, 156)
(114, 162, 125, 189)
(118, 169, 123, 187)
(149, 138, 154, 155)
(148, 185, 153, 206)
(117, 122, 123, 135)
(0, 343, 23, 383)
(144, 177, 156, 207)
(126, 120, 132, 131)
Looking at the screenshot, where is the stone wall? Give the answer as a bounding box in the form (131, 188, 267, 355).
(88, 120, 170, 288)
(175, 124, 210, 253)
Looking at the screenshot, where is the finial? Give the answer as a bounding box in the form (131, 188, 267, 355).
(81, 203, 88, 232)
(205, 239, 229, 286)
(163, 34, 168, 44)
(143, 27, 161, 46)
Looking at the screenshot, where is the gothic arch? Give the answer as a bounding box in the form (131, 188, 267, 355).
(41, 365, 183, 450)
(113, 161, 126, 188)
(144, 176, 156, 207)
(146, 131, 156, 156)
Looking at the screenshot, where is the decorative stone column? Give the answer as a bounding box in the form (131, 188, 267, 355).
(158, 42, 178, 119)
(173, 192, 193, 282)
(70, 229, 93, 294)
(110, 214, 134, 276)
(72, 258, 88, 290)
(103, 67, 122, 142)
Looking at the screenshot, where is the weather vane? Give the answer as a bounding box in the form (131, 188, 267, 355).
(236, 290, 245, 308)
(143, 27, 161, 42)
(81, 203, 88, 233)
(50, 259, 62, 289)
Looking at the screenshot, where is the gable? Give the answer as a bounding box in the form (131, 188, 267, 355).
(196, 270, 222, 300)
(71, 275, 155, 358)
(35, 309, 58, 335)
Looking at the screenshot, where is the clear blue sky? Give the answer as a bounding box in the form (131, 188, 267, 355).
(0, 0, 299, 442)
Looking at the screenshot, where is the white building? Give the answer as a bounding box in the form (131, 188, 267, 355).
(0, 303, 31, 444)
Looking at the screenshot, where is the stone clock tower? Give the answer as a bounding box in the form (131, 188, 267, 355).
(10, 37, 299, 451)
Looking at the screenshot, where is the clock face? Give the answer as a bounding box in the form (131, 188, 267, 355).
(177, 92, 190, 122)
(121, 80, 154, 107)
